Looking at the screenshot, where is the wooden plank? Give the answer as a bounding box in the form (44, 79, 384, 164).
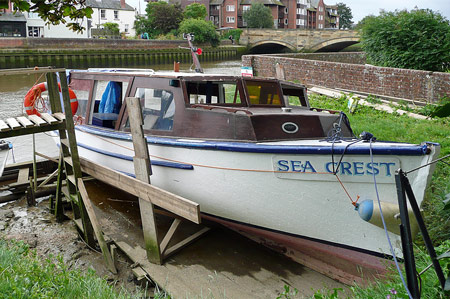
(160, 218, 182, 254)
(0, 67, 66, 76)
(40, 113, 59, 124)
(6, 118, 21, 130)
(28, 114, 47, 126)
(126, 96, 161, 264)
(80, 158, 200, 224)
(0, 122, 65, 138)
(0, 120, 9, 132)
(78, 178, 117, 274)
(16, 117, 34, 128)
(53, 112, 65, 121)
(17, 168, 29, 185)
(163, 227, 210, 259)
(131, 267, 147, 281)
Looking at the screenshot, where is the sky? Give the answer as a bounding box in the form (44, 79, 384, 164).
(127, 0, 450, 23)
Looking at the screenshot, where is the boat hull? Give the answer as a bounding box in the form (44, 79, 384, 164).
(61, 125, 440, 284)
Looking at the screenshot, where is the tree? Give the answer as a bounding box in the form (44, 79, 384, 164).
(178, 18, 220, 47)
(135, 2, 183, 38)
(360, 9, 450, 71)
(336, 2, 353, 29)
(102, 22, 119, 36)
(183, 3, 207, 20)
(243, 3, 273, 29)
(1, 0, 93, 32)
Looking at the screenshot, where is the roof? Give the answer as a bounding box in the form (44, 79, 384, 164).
(209, 0, 224, 5)
(240, 0, 284, 6)
(309, 0, 320, 8)
(0, 12, 26, 22)
(86, 0, 135, 11)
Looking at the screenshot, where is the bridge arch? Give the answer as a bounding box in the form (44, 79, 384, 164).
(249, 40, 297, 52)
(310, 37, 360, 52)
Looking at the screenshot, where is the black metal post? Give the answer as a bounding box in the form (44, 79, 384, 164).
(395, 169, 420, 298)
(401, 170, 446, 289)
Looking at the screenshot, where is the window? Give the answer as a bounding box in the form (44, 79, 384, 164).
(135, 88, 175, 131)
(114, 10, 119, 19)
(27, 26, 43, 37)
(210, 16, 214, 21)
(296, 19, 304, 25)
(226, 16, 235, 23)
(319, 15, 323, 20)
(296, 8, 305, 15)
(100, 9, 106, 19)
(226, 5, 235, 12)
(296, 0, 305, 3)
(243, 5, 251, 11)
(186, 81, 242, 105)
(245, 80, 282, 106)
(319, 6, 323, 12)
(318, 23, 323, 29)
(124, 24, 128, 33)
(284, 18, 288, 25)
(284, 7, 288, 14)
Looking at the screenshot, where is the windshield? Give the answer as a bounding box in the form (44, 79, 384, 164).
(245, 80, 282, 106)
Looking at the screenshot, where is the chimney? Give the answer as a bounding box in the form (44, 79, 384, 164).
(120, 0, 125, 8)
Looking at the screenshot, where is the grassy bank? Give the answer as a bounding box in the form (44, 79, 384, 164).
(308, 93, 450, 298)
(0, 239, 139, 298)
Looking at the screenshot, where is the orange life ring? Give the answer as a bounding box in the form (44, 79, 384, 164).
(24, 82, 78, 116)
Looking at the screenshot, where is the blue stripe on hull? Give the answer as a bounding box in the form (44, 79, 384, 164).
(76, 125, 431, 156)
(77, 142, 194, 170)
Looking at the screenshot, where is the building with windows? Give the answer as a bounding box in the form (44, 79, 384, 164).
(87, 0, 137, 38)
(0, 2, 27, 37)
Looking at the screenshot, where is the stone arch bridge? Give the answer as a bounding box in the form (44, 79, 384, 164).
(239, 29, 360, 52)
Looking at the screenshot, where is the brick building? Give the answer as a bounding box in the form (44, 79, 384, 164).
(168, 0, 339, 30)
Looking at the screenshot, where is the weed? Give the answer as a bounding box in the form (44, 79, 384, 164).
(277, 284, 299, 299)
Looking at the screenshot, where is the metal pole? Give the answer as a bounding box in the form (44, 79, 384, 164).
(395, 169, 420, 298)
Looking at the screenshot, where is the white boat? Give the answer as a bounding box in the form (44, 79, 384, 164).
(42, 68, 439, 285)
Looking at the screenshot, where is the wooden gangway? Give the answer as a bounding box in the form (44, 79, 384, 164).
(0, 113, 66, 137)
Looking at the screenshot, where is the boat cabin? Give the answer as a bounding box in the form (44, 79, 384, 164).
(69, 70, 353, 141)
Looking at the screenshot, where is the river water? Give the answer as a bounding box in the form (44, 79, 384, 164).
(0, 60, 242, 119)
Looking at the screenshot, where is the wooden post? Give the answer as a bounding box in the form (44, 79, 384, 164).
(126, 97, 162, 264)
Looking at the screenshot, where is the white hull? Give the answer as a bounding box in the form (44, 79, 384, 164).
(60, 126, 439, 258)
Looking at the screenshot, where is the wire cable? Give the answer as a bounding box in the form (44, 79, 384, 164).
(369, 138, 413, 299)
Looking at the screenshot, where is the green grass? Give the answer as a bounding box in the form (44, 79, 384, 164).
(0, 239, 138, 298)
(308, 93, 450, 298)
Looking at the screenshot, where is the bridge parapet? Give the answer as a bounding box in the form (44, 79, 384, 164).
(240, 29, 359, 52)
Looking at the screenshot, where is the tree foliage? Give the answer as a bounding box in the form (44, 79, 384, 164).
(102, 22, 119, 36)
(336, 2, 353, 29)
(178, 18, 220, 47)
(183, 3, 207, 20)
(243, 3, 273, 29)
(360, 9, 450, 71)
(1, 0, 93, 32)
(135, 1, 183, 38)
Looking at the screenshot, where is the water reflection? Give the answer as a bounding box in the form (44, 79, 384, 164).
(0, 60, 242, 119)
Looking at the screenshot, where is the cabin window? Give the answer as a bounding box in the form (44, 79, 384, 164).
(245, 80, 282, 106)
(282, 86, 308, 107)
(186, 81, 242, 105)
(134, 88, 174, 131)
(86, 80, 128, 128)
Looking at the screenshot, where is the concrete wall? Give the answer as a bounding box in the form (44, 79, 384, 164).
(242, 54, 450, 103)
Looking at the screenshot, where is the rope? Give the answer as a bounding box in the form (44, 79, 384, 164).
(369, 138, 413, 299)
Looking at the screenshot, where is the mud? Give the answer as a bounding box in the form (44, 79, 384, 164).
(0, 196, 150, 297)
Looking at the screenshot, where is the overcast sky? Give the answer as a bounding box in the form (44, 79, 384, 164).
(127, 0, 450, 23)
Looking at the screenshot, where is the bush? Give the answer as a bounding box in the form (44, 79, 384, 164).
(359, 9, 450, 71)
(222, 29, 243, 43)
(178, 18, 220, 47)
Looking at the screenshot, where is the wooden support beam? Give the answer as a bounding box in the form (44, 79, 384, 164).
(160, 218, 182, 254)
(80, 158, 200, 224)
(126, 96, 161, 264)
(78, 178, 117, 274)
(163, 227, 210, 259)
